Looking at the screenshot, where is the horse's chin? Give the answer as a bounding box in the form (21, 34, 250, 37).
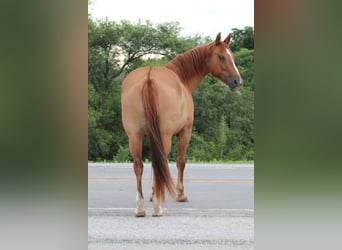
(227, 83, 240, 91)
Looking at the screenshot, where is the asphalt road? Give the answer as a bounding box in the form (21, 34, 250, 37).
(88, 163, 254, 250)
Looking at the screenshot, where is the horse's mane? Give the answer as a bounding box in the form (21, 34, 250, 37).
(165, 44, 211, 85)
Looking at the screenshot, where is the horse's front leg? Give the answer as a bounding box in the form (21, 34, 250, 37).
(176, 159, 188, 202)
(176, 130, 191, 202)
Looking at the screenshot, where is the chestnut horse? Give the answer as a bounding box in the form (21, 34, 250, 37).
(121, 32, 242, 217)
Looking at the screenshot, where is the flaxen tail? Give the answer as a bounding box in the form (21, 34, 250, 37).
(141, 67, 176, 203)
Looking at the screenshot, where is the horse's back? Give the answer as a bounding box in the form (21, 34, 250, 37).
(121, 66, 193, 136)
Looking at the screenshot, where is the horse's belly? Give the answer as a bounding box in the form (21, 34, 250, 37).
(158, 87, 193, 135)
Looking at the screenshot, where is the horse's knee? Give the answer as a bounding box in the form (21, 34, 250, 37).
(133, 157, 143, 175)
(177, 158, 186, 169)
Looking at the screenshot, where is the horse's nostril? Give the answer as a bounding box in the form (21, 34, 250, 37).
(235, 77, 243, 86)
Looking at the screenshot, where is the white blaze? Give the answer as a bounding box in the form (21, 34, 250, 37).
(226, 48, 241, 80)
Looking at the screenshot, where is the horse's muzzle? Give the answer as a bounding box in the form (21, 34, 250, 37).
(226, 76, 243, 91)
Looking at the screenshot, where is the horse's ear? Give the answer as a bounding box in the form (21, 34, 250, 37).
(215, 32, 221, 45)
(223, 34, 232, 45)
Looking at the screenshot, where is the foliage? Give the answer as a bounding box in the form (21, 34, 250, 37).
(235, 48, 255, 91)
(113, 145, 131, 162)
(230, 26, 254, 51)
(88, 17, 254, 162)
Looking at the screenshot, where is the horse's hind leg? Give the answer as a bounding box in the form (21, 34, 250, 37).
(129, 135, 145, 217)
(151, 133, 172, 217)
(151, 177, 163, 216)
(176, 128, 191, 202)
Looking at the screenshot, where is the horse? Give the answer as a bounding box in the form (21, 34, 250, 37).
(121, 32, 242, 217)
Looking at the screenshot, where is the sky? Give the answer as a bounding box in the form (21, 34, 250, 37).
(89, 0, 254, 40)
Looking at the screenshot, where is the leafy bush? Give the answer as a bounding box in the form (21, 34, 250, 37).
(113, 145, 131, 162)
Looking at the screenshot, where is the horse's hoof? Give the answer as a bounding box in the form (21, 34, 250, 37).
(176, 195, 188, 202)
(135, 210, 146, 217)
(152, 209, 163, 217)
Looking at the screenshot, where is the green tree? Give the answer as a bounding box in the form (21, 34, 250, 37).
(88, 16, 255, 162)
(113, 145, 131, 162)
(218, 115, 229, 159)
(235, 48, 254, 90)
(230, 26, 254, 51)
(88, 18, 203, 161)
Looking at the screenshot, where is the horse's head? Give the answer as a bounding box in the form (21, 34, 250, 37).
(207, 32, 243, 91)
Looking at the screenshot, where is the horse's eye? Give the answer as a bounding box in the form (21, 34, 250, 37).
(218, 55, 225, 62)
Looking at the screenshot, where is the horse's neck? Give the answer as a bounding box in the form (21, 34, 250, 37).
(166, 46, 209, 92)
